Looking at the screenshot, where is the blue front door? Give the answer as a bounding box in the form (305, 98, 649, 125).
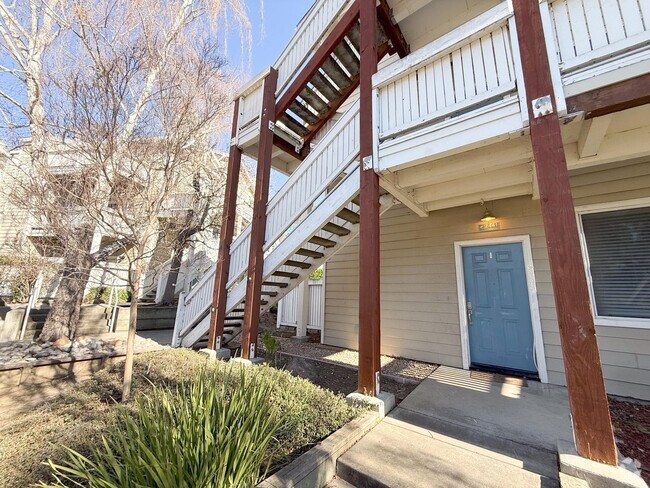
(462, 243, 537, 373)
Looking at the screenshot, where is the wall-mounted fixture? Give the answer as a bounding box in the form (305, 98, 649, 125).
(480, 200, 497, 222)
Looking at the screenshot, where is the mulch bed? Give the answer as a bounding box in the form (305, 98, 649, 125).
(609, 397, 650, 483)
(273, 354, 418, 404)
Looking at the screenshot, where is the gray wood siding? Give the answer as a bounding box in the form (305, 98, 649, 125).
(324, 159, 650, 400)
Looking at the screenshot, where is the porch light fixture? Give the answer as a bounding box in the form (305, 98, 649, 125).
(480, 200, 497, 222)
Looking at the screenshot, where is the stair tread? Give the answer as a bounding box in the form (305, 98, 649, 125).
(337, 208, 360, 224)
(280, 113, 310, 137)
(309, 235, 336, 248)
(322, 57, 352, 91)
(284, 259, 311, 269)
(296, 248, 325, 259)
(309, 72, 340, 103)
(300, 85, 330, 114)
(333, 40, 360, 77)
(289, 99, 320, 126)
(274, 270, 299, 279)
(323, 222, 351, 236)
(263, 281, 289, 288)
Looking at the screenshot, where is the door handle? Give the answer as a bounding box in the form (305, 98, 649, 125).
(467, 301, 473, 326)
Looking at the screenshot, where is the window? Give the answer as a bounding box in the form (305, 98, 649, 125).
(579, 203, 650, 327)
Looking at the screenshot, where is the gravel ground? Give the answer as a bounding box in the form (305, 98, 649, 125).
(610, 397, 650, 483)
(274, 337, 438, 382)
(0, 334, 167, 370)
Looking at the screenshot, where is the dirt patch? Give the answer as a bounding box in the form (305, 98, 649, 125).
(274, 355, 418, 404)
(273, 337, 438, 383)
(609, 397, 650, 483)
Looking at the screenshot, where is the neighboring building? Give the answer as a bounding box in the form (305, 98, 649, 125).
(174, 0, 650, 467)
(0, 142, 254, 305)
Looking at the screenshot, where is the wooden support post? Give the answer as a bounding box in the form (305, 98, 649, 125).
(358, 0, 381, 396)
(241, 68, 278, 360)
(512, 0, 617, 465)
(208, 100, 242, 351)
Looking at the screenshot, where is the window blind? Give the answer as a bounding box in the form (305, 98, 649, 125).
(582, 207, 650, 320)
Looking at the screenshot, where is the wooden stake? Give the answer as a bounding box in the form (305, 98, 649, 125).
(512, 0, 617, 465)
(208, 100, 242, 351)
(358, 0, 381, 396)
(241, 68, 278, 359)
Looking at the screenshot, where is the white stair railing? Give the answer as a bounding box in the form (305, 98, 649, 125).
(227, 99, 361, 289)
(273, 0, 354, 93)
(236, 0, 355, 139)
(175, 100, 362, 347)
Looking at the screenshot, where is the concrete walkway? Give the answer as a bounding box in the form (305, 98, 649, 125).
(337, 366, 574, 487)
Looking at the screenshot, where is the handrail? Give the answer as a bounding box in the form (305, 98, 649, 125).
(227, 98, 361, 289)
(373, 2, 513, 89)
(263, 99, 360, 249)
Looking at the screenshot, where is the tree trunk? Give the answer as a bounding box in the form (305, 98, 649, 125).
(122, 262, 143, 402)
(39, 228, 95, 342)
(160, 237, 186, 305)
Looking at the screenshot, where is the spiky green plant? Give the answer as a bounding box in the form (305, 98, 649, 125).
(39, 368, 283, 488)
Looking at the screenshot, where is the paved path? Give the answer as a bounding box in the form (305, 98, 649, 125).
(337, 366, 573, 487)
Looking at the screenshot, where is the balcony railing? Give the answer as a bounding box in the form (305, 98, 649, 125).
(548, 0, 650, 74)
(373, 4, 518, 143)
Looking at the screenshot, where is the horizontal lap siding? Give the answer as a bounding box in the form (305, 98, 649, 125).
(570, 160, 650, 400)
(324, 159, 650, 400)
(325, 195, 547, 369)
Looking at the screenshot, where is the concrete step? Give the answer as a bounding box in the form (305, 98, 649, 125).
(559, 473, 590, 488)
(337, 406, 560, 488)
(326, 477, 357, 488)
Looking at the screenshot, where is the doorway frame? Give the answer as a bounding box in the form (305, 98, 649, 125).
(454, 235, 549, 383)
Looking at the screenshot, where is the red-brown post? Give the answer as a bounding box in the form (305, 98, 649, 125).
(207, 100, 242, 351)
(358, 0, 381, 396)
(512, 0, 617, 465)
(241, 68, 278, 360)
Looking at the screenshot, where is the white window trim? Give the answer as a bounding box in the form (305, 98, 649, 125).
(454, 235, 548, 384)
(575, 197, 650, 330)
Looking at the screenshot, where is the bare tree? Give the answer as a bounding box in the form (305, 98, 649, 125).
(46, 0, 244, 399)
(158, 151, 228, 305)
(2, 0, 252, 344)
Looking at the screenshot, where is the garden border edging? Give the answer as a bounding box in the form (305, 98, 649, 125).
(257, 411, 379, 488)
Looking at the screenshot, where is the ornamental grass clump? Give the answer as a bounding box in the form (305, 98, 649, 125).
(39, 368, 283, 488)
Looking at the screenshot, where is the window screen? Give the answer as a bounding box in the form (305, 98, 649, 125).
(582, 207, 650, 319)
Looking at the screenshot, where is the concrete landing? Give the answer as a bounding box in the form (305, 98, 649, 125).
(400, 366, 574, 450)
(337, 366, 573, 487)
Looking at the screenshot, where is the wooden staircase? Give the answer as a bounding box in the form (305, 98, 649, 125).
(173, 99, 396, 349)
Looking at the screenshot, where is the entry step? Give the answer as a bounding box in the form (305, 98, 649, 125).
(326, 477, 357, 488)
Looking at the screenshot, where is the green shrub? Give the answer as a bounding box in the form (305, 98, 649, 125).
(309, 267, 323, 280)
(0, 350, 359, 487)
(261, 330, 280, 365)
(84, 287, 131, 304)
(40, 368, 283, 488)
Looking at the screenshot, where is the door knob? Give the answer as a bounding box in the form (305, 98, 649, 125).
(467, 301, 473, 325)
